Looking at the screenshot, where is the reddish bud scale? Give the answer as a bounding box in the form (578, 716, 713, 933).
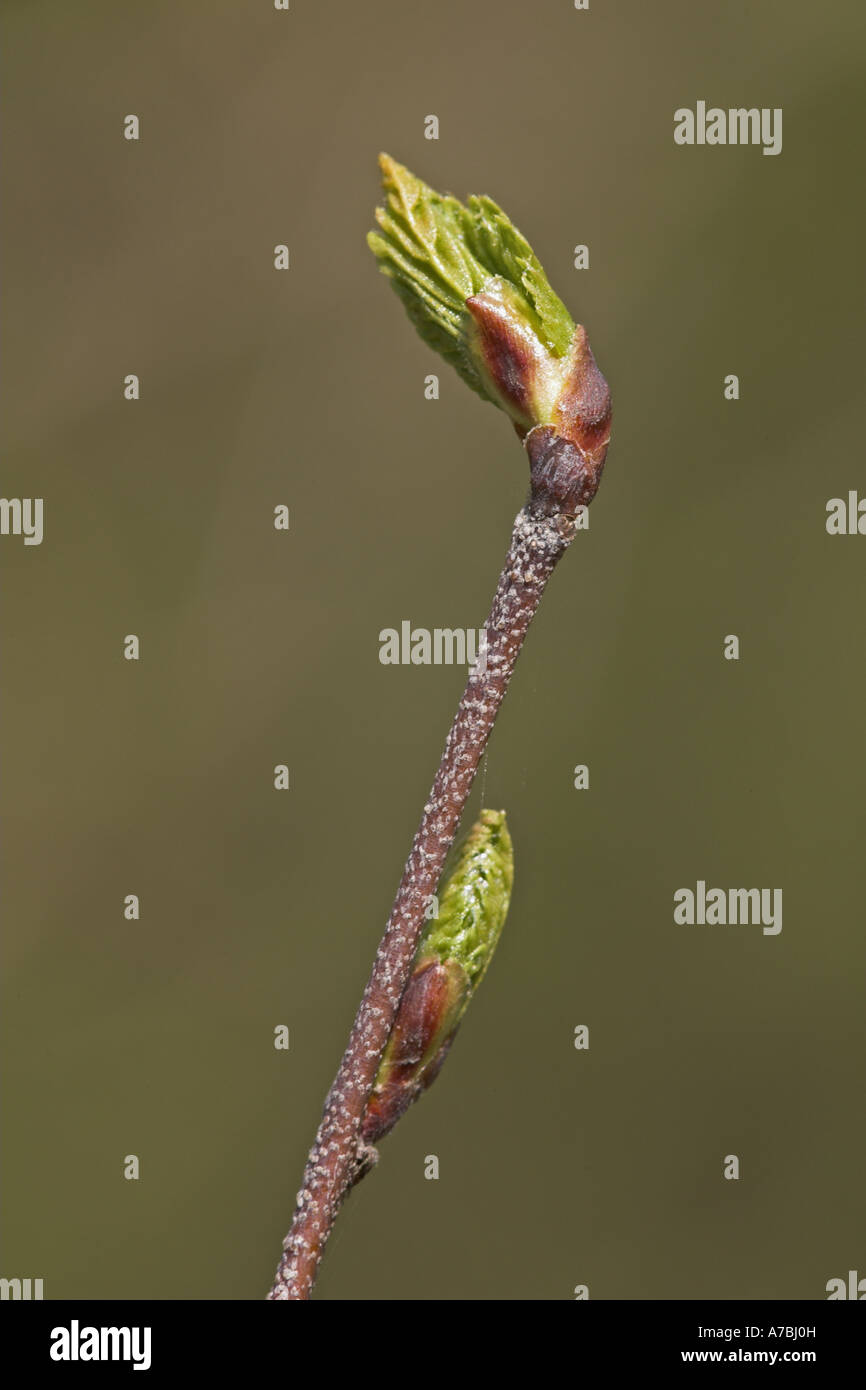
(526, 425, 606, 517)
(361, 957, 468, 1145)
(464, 285, 611, 518)
(465, 282, 552, 437)
(551, 326, 612, 473)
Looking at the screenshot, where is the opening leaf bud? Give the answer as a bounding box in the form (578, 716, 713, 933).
(367, 155, 611, 507)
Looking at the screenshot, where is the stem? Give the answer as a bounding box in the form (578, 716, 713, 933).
(268, 478, 581, 1301)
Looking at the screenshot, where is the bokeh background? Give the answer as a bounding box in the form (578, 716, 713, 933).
(2, 0, 864, 1300)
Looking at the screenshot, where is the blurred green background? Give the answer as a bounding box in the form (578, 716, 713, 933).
(2, 0, 864, 1300)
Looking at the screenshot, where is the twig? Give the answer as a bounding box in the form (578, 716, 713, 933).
(267, 423, 608, 1300)
(268, 155, 612, 1298)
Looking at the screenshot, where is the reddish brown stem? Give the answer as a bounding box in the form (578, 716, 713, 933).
(268, 421, 608, 1300)
(269, 523, 566, 1295)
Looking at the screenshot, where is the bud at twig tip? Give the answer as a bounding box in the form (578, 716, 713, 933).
(368, 157, 612, 512)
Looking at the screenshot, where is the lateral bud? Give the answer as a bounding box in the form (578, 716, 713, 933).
(360, 809, 513, 1150)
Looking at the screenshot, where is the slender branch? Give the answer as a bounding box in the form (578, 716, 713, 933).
(268, 149, 613, 1301)
(268, 433, 593, 1300)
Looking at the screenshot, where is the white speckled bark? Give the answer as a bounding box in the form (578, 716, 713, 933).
(268, 495, 578, 1300)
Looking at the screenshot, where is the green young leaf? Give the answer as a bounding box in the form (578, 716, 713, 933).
(422, 807, 513, 995)
(367, 156, 576, 421)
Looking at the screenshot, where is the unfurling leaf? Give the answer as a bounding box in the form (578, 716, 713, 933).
(367, 155, 611, 491)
